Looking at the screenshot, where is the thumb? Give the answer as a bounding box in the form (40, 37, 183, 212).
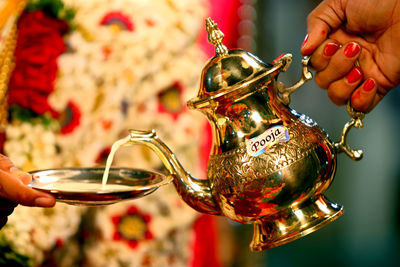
(0, 169, 55, 207)
(301, 0, 346, 55)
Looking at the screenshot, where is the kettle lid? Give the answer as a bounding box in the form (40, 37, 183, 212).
(187, 18, 289, 109)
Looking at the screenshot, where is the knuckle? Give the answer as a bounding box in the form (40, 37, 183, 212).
(20, 174, 32, 185)
(15, 190, 36, 206)
(306, 12, 317, 24)
(314, 74, 329, 89)
(327, 88, 347, 105)
(309, 58, 324, 71)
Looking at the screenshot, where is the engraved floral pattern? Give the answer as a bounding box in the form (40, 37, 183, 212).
(208, 117, 328, 193)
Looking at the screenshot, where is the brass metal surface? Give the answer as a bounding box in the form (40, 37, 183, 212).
(125, 18, 366, 251)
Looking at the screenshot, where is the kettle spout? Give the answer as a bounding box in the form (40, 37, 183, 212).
(128, 129, 222, 215)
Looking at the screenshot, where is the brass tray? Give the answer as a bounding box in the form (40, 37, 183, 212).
(29, 168, 171, 206)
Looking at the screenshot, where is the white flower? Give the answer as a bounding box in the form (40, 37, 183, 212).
(4, 0, 210, 266)
(1, 204, 85, 266)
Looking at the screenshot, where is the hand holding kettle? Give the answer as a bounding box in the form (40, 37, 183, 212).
(301, 0, 400, 113)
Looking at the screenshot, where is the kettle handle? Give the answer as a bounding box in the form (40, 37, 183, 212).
(333, 102, 364, 160)
(276, 55, 313, 105)
(276, 55, 365, 161)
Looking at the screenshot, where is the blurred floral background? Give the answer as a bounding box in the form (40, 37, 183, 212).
(0, 0, 400, 266)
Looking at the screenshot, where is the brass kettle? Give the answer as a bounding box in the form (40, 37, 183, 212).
(127, 18, 365, 251)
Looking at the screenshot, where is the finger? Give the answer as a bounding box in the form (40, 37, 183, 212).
(350, 78, 381, 113)
(0, 170, 56, 207)
(9, 167, 32, 185)
(0, 154, 32, 184)
(315, 42, 361, 89)
(327, 66, 363, 106)
(0, 154, 15, 172)
(309, 39, 340, 71)
(301, 0, 345, 55)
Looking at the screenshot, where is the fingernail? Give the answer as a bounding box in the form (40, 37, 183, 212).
(323, 43, 339, 57)
(35, 197, 55, 207)
(301, 34, 313, 55)
(363, 78, 375, 92)
(346, 66, 363, 84)
(301, 34, 309, 48)
(344, 42, 360, 58)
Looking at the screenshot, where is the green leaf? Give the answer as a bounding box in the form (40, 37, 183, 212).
(0, 234, 31, 266)
(9, 105, 60, 130)
(9, 105, 37, 122)
(26, 0, 76, 27)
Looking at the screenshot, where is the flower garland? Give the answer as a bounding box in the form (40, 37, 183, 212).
(5, 0, 73, 169)
(8, 10, 68, 117)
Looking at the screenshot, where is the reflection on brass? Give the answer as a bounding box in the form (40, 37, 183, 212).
(205, 17, 228, 57)
(277, 55, 312, 105)
(334, 102, 364, 160)
(126, 17, 365, 251)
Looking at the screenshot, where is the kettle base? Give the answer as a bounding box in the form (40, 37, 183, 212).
(250, 195, 343, 251)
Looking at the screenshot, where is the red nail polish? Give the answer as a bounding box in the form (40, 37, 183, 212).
(346, 66, 362, 84)
(344, 42, 360, 58)
(363, 78, 375, 92)
(273, 53, 285, 63)
(302, 34, 309, 48)
(323, 43, 339, 56)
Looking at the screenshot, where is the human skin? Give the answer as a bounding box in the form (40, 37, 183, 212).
(0, 154, 55, 228)
(301, 0, 400, 112)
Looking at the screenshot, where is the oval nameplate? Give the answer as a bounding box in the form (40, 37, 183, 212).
(246, 125, 289, 156)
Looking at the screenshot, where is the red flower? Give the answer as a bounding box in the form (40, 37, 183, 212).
(8, 88, 54, 116)
(157, 81, 186, 120)
(17, 10, 68, 36)
(55, 237, 64, 248)
(100, 11, 134, 31)
(10, 63, 57, 93)
(8, 10, 69, 117)
(95, 146, 111, 164)
(59, 100, 82, 134)
(100, 118, 113, 130)
(111, 205, 153, 250)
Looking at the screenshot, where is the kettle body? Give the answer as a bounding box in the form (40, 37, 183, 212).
(127, 18, 365, 251)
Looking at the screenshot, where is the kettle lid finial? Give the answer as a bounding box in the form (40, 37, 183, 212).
(206, 17, 228, 57)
